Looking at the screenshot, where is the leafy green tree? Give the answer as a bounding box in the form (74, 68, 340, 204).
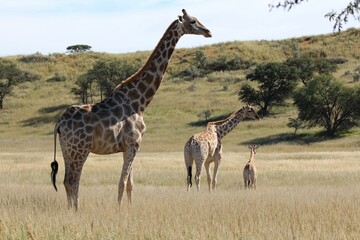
(71, 74, 93, 104)
(293, 74, 360, 137)
(197, 109, 212, 121)
(287, 117, 306, 133)
(87, 58, 139, 100)
(0, 60, 38, 110)
(239, 62, 298, 116)
(285, 57, 337, 85)
(66, 44, 92, 53)
(269, 0, 360, 31)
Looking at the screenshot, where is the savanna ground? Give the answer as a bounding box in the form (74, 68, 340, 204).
(1, 150, 360, 239)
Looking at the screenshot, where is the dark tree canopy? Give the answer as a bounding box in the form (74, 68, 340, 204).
(269, 0, 360, 31)
(66, 44, 92, 53)
(87, 59, 139, 100)
(71, 74, 92, 104)
(293, 74, 360, 137)
(239, 62, 298, 116)
(285, 57, 337, 85)
(71, 58, 140, 103)
(0, 60, 38, 110)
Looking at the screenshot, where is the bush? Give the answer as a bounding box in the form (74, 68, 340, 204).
(46, 73, 66, 82)
(18, 53, 51, 63)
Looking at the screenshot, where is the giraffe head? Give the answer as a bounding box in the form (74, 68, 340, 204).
(248, 144, 259, 154)
(178, 9, 212, 38)
(242, 105, 260, 120)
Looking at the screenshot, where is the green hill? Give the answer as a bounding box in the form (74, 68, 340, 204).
(1, 28, 359, 153)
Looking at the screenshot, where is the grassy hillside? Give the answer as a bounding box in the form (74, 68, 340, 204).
(0, 28, 359, 153)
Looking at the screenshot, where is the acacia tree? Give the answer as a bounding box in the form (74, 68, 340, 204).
(239, 62, 298, 116)
(0, 60, 37, 110)
(269, 0, 360, 31)
(66, 44, 92, 53)
(293, 74, 360, 137)
(285, 57, 337, 85)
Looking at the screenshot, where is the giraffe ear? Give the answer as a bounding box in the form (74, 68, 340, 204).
(178, 15, 184, 22)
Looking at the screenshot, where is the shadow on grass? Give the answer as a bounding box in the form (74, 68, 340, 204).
(188, 112, 256, 127)
(38, 104, 69, 114)
(20, 104, 69, 128)
(242, 132, 341, 145)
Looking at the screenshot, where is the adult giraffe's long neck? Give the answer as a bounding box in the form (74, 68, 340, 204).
(208, 108, 246, 140)
(112, 20, 183, 112)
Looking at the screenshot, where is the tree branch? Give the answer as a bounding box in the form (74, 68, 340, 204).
(269, 0, 360, 31)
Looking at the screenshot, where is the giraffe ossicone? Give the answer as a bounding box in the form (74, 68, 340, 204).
(184, 105, 260, 192)
(50, 9, 211, 209)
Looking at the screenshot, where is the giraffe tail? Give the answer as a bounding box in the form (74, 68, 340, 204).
(51, 123, 59, 191)
(187, 166, 192, 188)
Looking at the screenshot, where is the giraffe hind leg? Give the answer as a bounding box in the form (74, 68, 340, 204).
(204, 161, 212, 191)
(62, 151, 89, 210)
(126, 167, 133, 204)
(187, 166, 192, 191)
(118, 144, 138, 206)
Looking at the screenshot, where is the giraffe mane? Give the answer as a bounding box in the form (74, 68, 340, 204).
(114, 20, 180, 90)
(207, 108, 243, 126)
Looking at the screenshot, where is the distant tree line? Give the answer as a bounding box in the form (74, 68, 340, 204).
(70, 51, 360, 137)
(1, 47, 358, 138)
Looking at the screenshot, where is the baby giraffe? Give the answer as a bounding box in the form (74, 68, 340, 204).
(243, 145, 259, 189)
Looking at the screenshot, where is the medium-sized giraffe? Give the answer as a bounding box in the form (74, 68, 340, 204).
(184, 105, 260, 191)
(243, 144, 259, 189)
(50, 9, 211, 209)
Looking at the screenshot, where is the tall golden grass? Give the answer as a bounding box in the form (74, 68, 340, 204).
(1, 151, 360, 239)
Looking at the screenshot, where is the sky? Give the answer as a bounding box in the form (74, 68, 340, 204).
(0, 0, 359, 56)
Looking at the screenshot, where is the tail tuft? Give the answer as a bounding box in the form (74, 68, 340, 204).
(187, 166, 192, 188)
(51, 160, 58, 191)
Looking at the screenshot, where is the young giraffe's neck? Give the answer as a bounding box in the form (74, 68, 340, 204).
(208, 108, 246, 139)
(111, 20, 183, 112)
(249, 150, 255, 163)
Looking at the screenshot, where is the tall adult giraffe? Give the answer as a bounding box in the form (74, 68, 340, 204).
(50, 9, 211, 209)
(184, 105, 260, 191)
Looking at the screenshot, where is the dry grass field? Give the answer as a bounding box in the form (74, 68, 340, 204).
(1, 150, 360, 239)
